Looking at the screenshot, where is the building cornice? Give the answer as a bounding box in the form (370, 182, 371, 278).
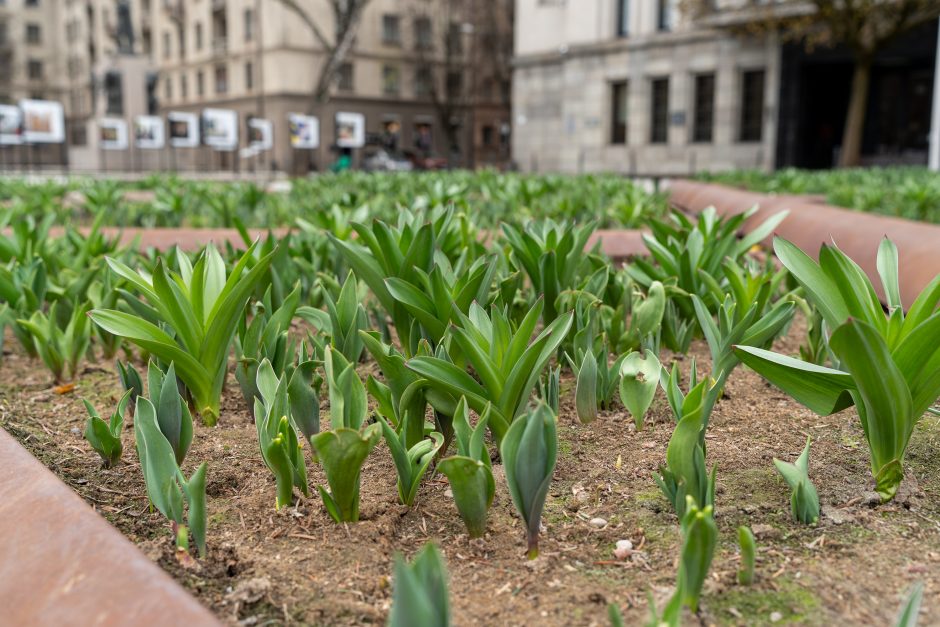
(512, 27, 755, 68)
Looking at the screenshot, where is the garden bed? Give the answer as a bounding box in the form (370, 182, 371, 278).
(3, 315, 938, 626)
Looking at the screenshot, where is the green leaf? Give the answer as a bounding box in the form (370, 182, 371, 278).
(773, 237, 849, 330)
(574, 353, 598, 424)
(876, 237, 901, 310)
(619, 349, 661, 430)
(830, 319, 913, 502)
(733, 345, 855, 416)
(310, 424, 382, 522)
(500, 402, 557, 559)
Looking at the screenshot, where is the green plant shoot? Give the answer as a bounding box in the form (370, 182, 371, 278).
(773, 436, 820, 525)
(500, 401, 558, 559)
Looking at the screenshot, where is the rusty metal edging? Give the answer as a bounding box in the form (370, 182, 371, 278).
(0, 427, 221, 627)
(668, 180, 940, 309)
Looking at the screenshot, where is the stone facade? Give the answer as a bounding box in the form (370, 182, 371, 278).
(512, 0, 780, 175)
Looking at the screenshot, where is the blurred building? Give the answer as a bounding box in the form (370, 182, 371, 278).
(0, 0, 512, 173)
(151, 0, 512, 173)
(512, 0, 938, 174)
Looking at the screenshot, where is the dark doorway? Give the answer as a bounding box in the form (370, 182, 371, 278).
(776, 20, 937, 169)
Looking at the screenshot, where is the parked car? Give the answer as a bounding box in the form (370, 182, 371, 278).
(361, 147, 414, 172)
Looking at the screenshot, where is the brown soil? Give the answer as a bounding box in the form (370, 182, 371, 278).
(2, 319, 939, 626)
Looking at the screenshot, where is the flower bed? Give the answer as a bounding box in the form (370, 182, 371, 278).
(1, 175, 938, 625)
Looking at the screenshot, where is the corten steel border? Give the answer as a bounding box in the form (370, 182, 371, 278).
(0, 428, 222, 626)
(46, 226, 649, 258)
(669, 180, 940, 309)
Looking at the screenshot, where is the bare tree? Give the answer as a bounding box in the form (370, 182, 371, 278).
(276, 0, 372, 105)
(411, 0, 513, 166)
(690, 0, 940, 167)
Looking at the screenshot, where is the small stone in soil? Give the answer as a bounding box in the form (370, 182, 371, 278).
(589, 517, 608, 529)
(613, 539, 633, 559)
(752, 523, 779, 539)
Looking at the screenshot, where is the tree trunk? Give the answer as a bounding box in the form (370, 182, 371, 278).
(838, 56, 872, 168)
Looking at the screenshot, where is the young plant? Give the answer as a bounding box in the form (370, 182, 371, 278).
(735, 237, 940, 502)
(329, 208, 476, 357)
(253, 359, 310, 510)
(83, 389, 132, 468)
(773, 436, 820, 525)
(677, 496, 718, 613)
(895, 581, 924, 627)
(388, 543, 451, 627)
(17, 300, 91, 382)
(90, 241, 276, 425)
(135, 397, 208, 558)
(627, 206, 787, 325)
(385, 254, 498, 349)
(297, 271, 367, 364)
(501, 219, 596, 324)
(234, 284, 301, 409)
(500, 401, 558, 559)
(116, 360, 143, 409)
(437, 398, 495, 538)
(310, 347, 382, 522)
(737, 525, 756, 585)
(618, 349, 661, 430)
(535, 366, 560, 416)
(607, 280, 666, 354)
(147, 361, 193, 466)
(573, 352, 598, 424)
(661, 299, 694, 354)
(655, 377, 717, 518)
(377, 413, 444, 507)
(407, 299, 573, 444)
(361, 331, 434, 450)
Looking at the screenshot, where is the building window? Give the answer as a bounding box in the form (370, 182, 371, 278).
(180, 74, 188, 100)
(27, 59, 42, 80)
(164, 76, 172, 101)
(25, 23, 40, 44)
(650, 77, 669, 144)
(25, 0, 39, 6)
(380, 14, 399, 46)
(244, 9, 254, 42)
(0, 22, 7, 45)
(610, 81, 628, 144)
(163, 31, 171, 58)
(215, 64, 228, 94)
(482, 125, 495, 147)
(382, 65, 400, 95)
(692, 73, 715, 143)
(70, 125, 87, 146)
(446, 72, 461, 100)
(178, 27, 186, 58)
(446, 22, 462, 55)
(657, 0, 672, 32)
(195, 22, 203, 50)
(740, 69, 765, 142)
(245, 61, 253, 91)
(415, 68, 432, 98)
(105, 71, 123, 114)
(197, 70, 205, 97)
(336, 62, 353, 91)
(414, 16, 432, 50)
(617, 0, 629, 37)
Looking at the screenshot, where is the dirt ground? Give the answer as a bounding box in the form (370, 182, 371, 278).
(2, 319, 939, 626)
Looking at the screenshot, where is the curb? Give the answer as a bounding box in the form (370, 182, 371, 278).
(55, 226, 650, 258)
(0, 427, 222, 627)
(669, 180, 940, 308)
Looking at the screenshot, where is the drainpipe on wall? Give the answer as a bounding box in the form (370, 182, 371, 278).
(930, 17, 940, 171)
